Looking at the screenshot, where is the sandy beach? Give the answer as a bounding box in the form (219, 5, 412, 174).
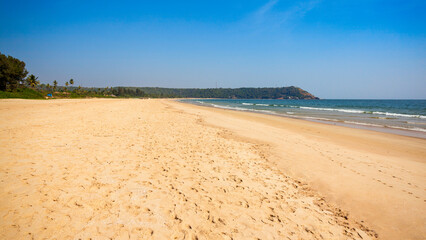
(0, 99, 424, 239)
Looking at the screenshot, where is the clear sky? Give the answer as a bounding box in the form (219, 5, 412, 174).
(1, 0, 425, 99)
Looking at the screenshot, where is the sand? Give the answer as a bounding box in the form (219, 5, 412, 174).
(0, 99, 424, 239)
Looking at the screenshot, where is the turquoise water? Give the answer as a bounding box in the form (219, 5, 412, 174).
(183, 99, 426, 135)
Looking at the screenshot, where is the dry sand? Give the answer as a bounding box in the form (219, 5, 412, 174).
(0, 99, 424, 239)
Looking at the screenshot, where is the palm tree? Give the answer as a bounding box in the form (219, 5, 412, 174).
(26, 74, 40, 88)
(53, 80, 57, 91)
(46, 84, 51, 91)
(69, 79, 74, 86)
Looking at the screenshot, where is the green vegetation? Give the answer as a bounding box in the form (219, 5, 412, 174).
(0, 52, 28, 91)
(109, 86, 319, 99)
(0, 87, 45, 99)
(0, 52, 319, 100)
(26, 74, 40, 88)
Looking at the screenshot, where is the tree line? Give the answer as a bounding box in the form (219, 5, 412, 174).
(109, 87, 319, 99)
(0, 52, 29, 91)
(0, 52, 99, 98)
(0, 52, 70, 92)
(1, 52, 318, 99)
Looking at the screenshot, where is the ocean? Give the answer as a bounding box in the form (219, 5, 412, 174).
(182, 99, 426, 138)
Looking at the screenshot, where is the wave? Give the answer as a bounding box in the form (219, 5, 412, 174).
(194, 100, 425, 120)
(304, 118, 426, 133)
(211, 104, 247, 111)
(370, 111, 426, 119)
(384, 125, 426, 133)
(242, 103, 270, 107)
(293, 116, 426, 133)
(299, 116, 341, 122)
(253, 109, 275, 114)
(211, 103, 276, 115)
(299, 106, 365, 114)
(297, 106, 426, 119)
(343, 121, 383, 128)
(195, 101, 426, 133)
(214, 102, 426, 120)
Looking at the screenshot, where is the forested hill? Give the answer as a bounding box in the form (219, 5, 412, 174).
(0, 52, 318, 99)
(111, 86, 319, 99)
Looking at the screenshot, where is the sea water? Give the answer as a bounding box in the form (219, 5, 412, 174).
(182, 99, 426, 138)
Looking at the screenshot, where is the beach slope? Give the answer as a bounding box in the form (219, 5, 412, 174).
(174, 99, 426, 240)
(0, 99, 424, 239)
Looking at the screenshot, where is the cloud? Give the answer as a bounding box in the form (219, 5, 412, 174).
(245, 0, 321, 30)
(255, 0, 279, 19)
(278, 0, 321, 24)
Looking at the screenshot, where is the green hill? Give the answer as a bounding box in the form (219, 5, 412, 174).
(111, 86, 319, 99)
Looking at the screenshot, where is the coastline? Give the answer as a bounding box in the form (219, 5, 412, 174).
(182, 99, 426, 139)
(173, 99, 426, 239)
(1, 99, 424, 239)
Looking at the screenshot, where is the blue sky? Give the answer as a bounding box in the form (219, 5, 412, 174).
(1, 0, 425, 98)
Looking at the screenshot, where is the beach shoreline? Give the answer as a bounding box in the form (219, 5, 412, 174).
(1, 99, 424, 239)
(173, 99, 426, 239)
(181, 99, 426, 139)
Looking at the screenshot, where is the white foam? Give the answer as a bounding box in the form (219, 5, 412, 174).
(196, 101, 426, 134)
(371, 111, 426, 119)
(242, 103, 269, 106)
(298, 106, 426, 119)
(385, 125, 426, 133)
(253, 109, 275, 114)
(211, 104, 248, 111)
(299, 116, 341, 122)
(299, 106, 364, 114)
(344, 121, 383, 128)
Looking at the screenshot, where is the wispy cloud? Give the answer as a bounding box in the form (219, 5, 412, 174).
(278, 0, 321, 24)
(244, 0, 321, 31)
(255, 0, 279, 19)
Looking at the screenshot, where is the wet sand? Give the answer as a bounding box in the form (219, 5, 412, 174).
(0, 99, 424, 239)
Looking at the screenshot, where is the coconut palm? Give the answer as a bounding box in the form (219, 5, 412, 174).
(53, 80, 57, 90)
(69, 79, 74, 86)
(26, 74, 40, 88)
